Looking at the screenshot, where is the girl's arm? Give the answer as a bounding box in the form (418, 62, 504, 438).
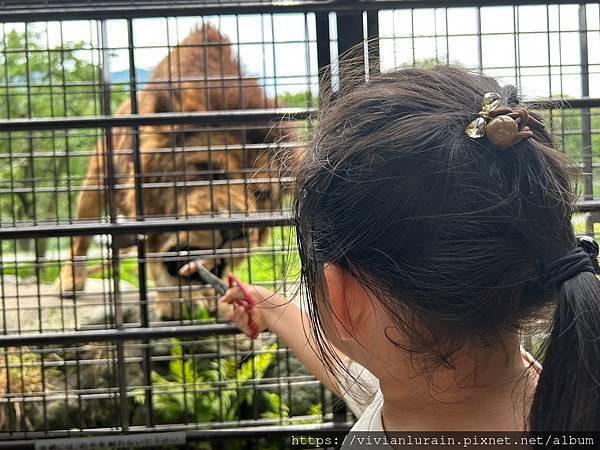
(219, 284, 349, 398)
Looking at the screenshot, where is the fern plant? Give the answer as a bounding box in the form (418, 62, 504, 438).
(134, 339, 288, 424)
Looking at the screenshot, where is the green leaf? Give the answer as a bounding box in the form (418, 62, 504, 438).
(261, 392, 289, 418)
(169, 359, 184, 381)
(237, 344, 277, 383)
(309, 403, 322, 417)
(183, 359, 202, 384)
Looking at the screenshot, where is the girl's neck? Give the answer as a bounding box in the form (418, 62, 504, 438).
(373, 338, 538, 431)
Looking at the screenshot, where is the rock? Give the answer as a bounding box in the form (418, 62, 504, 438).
(0, 276, 152, 431)
(0, 277, 153, 333)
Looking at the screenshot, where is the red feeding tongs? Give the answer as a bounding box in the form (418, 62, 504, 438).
(227, 274, 261, 339)
(193, 263, 260, 339)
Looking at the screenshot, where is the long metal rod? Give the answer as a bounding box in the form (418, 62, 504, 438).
(0, 108, 314, 132)
(1, 0, 599, 22)
(125, 17, 154, 428)
(315, 12, 331, 92)
(579, 5, 593, 202)
(3, 199, 600, 240)
(336, 10, 365, 95)
(366, 10, 380, 76)
(332, 9, 369, 425)
(0, 423, 354, 449)
(0, 98, 596, 132)
(98, 17, 130, 433)
(0, 213, 294, 239)
(0, 324, 240, 346)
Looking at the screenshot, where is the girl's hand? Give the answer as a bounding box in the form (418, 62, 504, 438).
(219, 283, 282, 338)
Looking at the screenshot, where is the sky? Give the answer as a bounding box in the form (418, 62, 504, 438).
(2, 3, 600, 99)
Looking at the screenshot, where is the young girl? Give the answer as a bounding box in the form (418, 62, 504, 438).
(220, 66, 600, 434)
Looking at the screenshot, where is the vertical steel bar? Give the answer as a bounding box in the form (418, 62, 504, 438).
(58, 21, 83, 428)
(0, 244, 15, 432)
(476, 6, 483, 72)
(99, 20, 115, 345)
(410, 9, 416, 65)
(57, 20, 77, 329)
(579, 5, 593, 201)
(333, 8, 366, 425)
(366, 10, 380, 76)
(173, 18, 187, 317)
(316, 7, 340, 426)
(102, 19, 125, 427)
(270, 14, 279, 108)
(126, 17, 154, 427)
(315, 12, 331, 92)
(45, 23, 67, 338)
(336, 10, 364, 92)
(444, 8, 450, 64)
(24, 22, 49, 430)
(1, 23, 17, 229)
(173, 20, 190, 425)
(101, 18, 128, 431)
(513, 5, 520, 88)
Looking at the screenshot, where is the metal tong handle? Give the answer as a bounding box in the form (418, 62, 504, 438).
(194, 262, 228, 296)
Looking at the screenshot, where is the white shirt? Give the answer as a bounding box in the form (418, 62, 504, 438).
(339, 360, 380, 422)
(338, 361, 385, 449)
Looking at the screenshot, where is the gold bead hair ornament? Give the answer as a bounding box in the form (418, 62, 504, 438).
(465, 92, 545, 147)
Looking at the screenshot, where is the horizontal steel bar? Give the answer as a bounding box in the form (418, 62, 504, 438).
(573, 200, 600, 213)
(2, 200, 600, 240)
(0, 176, 294, 196)
(0, 141, 303, 159)
(0, 100, 596, 133)
(0, 323, 240, 346)
(187, 422, 352, 439)
(0, 108, 313, 132)
(530, 98, 600, 110)
(0, 212, 294, 239)
(1, 0, 599, 22)
(0, 423, 354, 448)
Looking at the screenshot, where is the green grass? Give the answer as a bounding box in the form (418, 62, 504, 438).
(86, 258, 146, 288)
(1, 259, 59, 284)
(0, 253, 147, 288)
(233, 226, 301, 284)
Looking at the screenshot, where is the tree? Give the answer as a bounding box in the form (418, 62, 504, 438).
(0, 28, 127, 253)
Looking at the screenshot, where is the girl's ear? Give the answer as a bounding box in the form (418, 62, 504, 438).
(323, 263, 370, 342)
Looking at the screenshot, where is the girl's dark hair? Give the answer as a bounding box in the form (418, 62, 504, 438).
(294, 64, 600, 431)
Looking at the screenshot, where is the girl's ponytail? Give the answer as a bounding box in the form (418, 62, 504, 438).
(530, 241, 600, 431)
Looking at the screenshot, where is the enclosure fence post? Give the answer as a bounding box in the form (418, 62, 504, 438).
(366, 10, 380, 76)
(578, 5, 595, 236)
(579, 5, 593, 206)
(316, 12, 331, 95)
(330, 7, 375, 424)
(336, 10, 364, 93)
(126, 17, 154, 428)
(100, 18, 129, 432)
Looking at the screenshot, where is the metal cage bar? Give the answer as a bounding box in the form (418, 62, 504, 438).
(0, 0, 599, 445)
(1, 0, 600, 21)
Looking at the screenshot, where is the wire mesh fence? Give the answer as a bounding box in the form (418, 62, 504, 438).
(0, 1, 599, 448)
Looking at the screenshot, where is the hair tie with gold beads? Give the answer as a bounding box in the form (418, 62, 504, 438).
(465, 92, 545, 148)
